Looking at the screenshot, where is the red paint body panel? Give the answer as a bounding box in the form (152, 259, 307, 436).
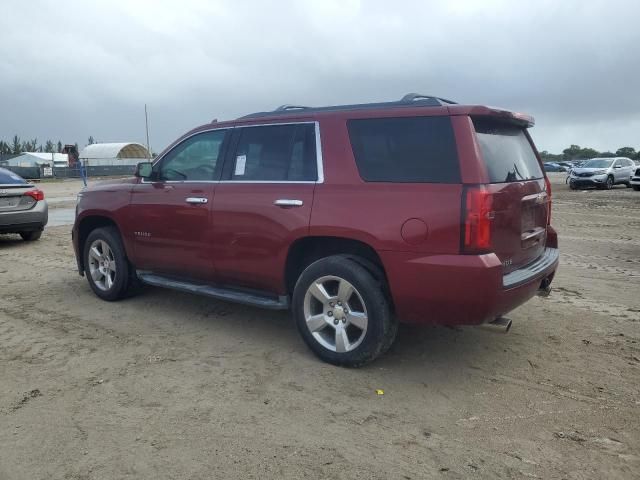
(72, 99, 558, 328)
(211, 183, 314, 293)
(129, 181, 216, 281)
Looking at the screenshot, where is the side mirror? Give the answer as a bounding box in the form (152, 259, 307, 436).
(135, 162, 153, 178)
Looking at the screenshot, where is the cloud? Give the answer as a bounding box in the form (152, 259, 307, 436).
(1, 0, 638, 152)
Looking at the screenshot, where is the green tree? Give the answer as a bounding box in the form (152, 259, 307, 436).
(616, 147, 636, 158)
(88, 136, 95, 145)
(57, 140, 63, 153)
(11, 135, 21, 154)
(562, 144, 583, 160)
(599, 151, 615, 158)
(44, 140, 55, 153)
(580, 148, 599, 159)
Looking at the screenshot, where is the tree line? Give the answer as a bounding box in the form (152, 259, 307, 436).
(0, 136, 97, 155)
(540, 145, 640, 162)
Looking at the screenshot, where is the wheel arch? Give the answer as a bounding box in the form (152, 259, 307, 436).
(76, 214, 129, 273)
(284, 236, 392, 306)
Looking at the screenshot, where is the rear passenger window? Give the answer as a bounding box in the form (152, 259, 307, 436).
(347, 116, 460, 183)
(230, 124, 317, 181)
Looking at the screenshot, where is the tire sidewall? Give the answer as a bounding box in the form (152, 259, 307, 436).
(83, 227, 129, 301)
(292, 256, 393, 367)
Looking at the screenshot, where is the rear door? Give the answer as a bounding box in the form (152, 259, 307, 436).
(211, 122, 319, 294)
(128, 129, 229, 281)
(473, 118, 548, 273)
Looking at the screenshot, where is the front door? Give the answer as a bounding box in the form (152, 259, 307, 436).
(129, 129, 229, 281)
(211, 122, 319, 294)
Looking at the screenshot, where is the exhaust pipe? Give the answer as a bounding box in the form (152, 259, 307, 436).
(480, 316, 512, 333)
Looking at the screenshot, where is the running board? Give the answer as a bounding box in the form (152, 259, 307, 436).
(136, 272, 289, 310)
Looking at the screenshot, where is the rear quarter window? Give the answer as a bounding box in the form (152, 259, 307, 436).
(473, 118, 543, 183)
(347, 116, 460, 183)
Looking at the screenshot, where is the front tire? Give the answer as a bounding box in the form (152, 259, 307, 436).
(605, 175, 614, 189)
(20, 230, 42, 241)
(83, 226, 135, 301)
(292, 255, 397, 367)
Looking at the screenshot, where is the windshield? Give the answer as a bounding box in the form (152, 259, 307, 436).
(0, 168, 28, 185)
(583, 159, 613, 169)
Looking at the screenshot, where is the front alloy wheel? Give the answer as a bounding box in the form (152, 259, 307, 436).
(83, 226, 136, 301)
(606, 176, 614, 189)
(88, 239, 117, 291)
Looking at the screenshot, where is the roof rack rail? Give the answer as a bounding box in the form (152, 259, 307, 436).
(238, 93, 457, 119)
(400, 93, 457, 105)
(274, 104, 310, 112)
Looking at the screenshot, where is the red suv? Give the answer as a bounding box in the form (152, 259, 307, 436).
(72, 94, 558, 366)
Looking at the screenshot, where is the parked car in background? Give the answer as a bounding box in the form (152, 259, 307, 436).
(557, 161, 573, 170)
(543, 162, 567, 172)
(569, 157, 635, 190)
(630, 165, 640, 191)
(0, 167, 48, 240)
(72, 94, 558, 366)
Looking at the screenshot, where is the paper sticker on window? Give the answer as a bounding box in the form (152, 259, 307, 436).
(235, 155, 247, 176)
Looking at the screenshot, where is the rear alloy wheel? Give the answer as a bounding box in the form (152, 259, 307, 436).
(293, 255, 397, 367)
(19, 230, 42, 241)
(83, 226, 135, 301)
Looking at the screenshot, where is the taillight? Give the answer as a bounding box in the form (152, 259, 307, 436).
(544, 175, 552, 225)
(462, 185, 494, 254)
(24, 189, 45, 201)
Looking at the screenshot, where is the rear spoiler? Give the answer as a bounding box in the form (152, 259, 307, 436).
(447, 105, 535, 128)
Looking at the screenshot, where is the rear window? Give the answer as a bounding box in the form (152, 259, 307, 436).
(347, 116, 460, 183)
(473, 118, 543, 183)
(0, 168, 27, 185)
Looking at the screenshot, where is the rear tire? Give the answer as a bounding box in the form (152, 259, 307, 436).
(633, 186, 640, 191)
(569, 181, 577, 190)
(19, 230, 42, 241)
(292, 255, 397, 367)
(83, 226, 135, 301)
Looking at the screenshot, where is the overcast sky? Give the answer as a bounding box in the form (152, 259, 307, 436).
(1, 0, 639, 154)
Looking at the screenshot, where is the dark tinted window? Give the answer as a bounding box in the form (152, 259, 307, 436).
(347, 116, 460, 183)
(473, 118, 543, 183)
(231, 124, 317, 181)
(159, 130, 227, 181)
(0, 168, 27, 184)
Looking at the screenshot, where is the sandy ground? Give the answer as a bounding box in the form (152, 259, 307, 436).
(1, 174, 639, 479)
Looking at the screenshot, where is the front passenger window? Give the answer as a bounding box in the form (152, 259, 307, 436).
(159, 130, 227, 181)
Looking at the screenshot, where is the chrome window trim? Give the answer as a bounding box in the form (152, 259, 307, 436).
(220, 121, 324, 184)
(141, 121, 324, 185)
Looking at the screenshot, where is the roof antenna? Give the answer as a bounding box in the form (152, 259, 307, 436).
(144, 104, 151, 159)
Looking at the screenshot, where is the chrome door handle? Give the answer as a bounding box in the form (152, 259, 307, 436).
(274, 199, 303, 207)
(185, 197, 208, 204)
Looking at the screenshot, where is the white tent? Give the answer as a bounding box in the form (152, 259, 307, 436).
(79, 143, 150, 166)
(6, 152, 69, 167)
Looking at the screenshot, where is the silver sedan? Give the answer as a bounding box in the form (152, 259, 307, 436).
(0, 167, 48, 241)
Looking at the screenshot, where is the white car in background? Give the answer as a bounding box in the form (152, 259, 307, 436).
(568, 157, 635, 190)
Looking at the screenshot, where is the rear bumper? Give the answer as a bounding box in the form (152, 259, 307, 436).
(381, 243, 559, 326)
(0, 201, 48, 233)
